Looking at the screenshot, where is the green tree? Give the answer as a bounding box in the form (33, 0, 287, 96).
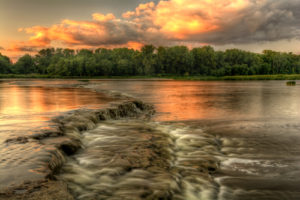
(141, 45, 156, 75)
(4, 45, 300, 77)
(168, 46, 192, 75)
(191, 46, 216, 75)
(13, 54, 36, 74)
(0, 53, 11, 74)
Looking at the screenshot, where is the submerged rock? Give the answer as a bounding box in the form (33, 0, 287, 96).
(0, 99, 155, 199)
(58, 121, 221, 200)
(5, 137, 28, 144)
(0, 180, 74, 200)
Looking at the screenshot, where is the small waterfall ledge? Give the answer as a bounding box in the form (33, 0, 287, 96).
(1, 100, 155, 200)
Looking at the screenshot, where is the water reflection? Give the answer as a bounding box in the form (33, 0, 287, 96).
(1, 79, 300, 199)
(0, 80, 114, 141)
(0, 84, 112, 116)
(92, 80, 300, 121)
(0, 80, 116, 189)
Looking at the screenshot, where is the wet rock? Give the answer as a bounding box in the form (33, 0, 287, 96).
(1, 99, 155, 199)
(5, 136, 28, 144)
(0, 180, 74, 200)
(47, 149, 66, 175)
(59, 139, 81, 155)
(31, 130, 63, 140)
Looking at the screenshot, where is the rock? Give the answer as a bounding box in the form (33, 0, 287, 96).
(0, 180, 74, 200)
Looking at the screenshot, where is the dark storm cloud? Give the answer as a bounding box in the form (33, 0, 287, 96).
(186, 0, 300, 44)
(70, 21, 142, 46)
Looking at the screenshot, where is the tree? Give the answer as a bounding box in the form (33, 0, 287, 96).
(2, 45, 300, 77)
(13, 54, 35, 74)
(166, 46, 192, 75)
(191, 46, 216, 75)
(0, 53, 11, 74)
(141, 45, 156, 75)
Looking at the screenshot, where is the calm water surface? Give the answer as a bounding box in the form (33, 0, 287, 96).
(0, 80, 112, 139)
(1, 79, 300, 199)
(89, 80, 300, 121)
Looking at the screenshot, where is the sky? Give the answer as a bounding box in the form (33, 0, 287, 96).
(1, 0, 300, 61)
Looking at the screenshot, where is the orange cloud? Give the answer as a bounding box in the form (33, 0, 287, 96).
(2, 44, 37, 62)
(133, 0, 251, 39)
(28, 12, 142, 46)
(7, 43, 37, 52)
(127, 41, 144, 50)
(93, 13, 116, 22)
(121, 0, 254, 40)
(5, 0, 300, 58)
(122, 11, 135, 19)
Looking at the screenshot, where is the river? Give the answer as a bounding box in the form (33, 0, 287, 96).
(0, 79, 299, 200)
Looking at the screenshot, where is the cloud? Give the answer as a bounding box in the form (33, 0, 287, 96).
(13, 0, 300, 50)
(148, 0, 300, 44)
(187, 0, 300, 44)
(17, 14, 146, 48)
(7, 45, 38, 52)
(93, 13, 116, 22)
(1, 45, 37, 62)
(0, 46, 4, 50)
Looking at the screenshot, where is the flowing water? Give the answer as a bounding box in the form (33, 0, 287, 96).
(0, 80, 115, 189)
(0, 79, 300, 199)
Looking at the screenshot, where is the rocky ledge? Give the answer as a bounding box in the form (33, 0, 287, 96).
(1, 100, 155, 200)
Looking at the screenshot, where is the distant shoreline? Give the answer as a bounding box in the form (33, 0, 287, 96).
(1, 74, 300, 80)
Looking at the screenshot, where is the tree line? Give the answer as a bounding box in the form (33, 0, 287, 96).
(1, 45, 300, 76)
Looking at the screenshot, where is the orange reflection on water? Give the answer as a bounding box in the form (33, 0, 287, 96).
(0, 84, 113, 130)
(150, 81, 220, 121)
(0, 85, 112, 116)
(1, 85, 22, 115)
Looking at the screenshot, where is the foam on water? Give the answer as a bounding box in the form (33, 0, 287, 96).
(210, 120, 300, 200)
(156, 124, 222, 199)
(57, 121, 223, 200)
(2, 80, 300, 199)
(57, 118, 300, 200)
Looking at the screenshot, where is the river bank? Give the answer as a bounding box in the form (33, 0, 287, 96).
(1, 74, 300, 80)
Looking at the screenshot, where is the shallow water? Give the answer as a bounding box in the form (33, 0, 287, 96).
(1, 79, 300, 199)
(72, 80, 300, 200)
(60, 120, 220, 200)
(59, 119, 300, 200)
(0, 80, 114, 189)
(0, 80, 114, 138)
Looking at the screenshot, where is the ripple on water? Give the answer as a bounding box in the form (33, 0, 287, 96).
(0, 141, 64, 189)
(210, 120, 300, 200)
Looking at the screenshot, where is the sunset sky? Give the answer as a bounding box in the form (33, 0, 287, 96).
(1, 0, 300, 60)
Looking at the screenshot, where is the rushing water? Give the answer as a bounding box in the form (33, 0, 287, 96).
(1, 79, 300, 199)
(0, 80, 115, 189)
